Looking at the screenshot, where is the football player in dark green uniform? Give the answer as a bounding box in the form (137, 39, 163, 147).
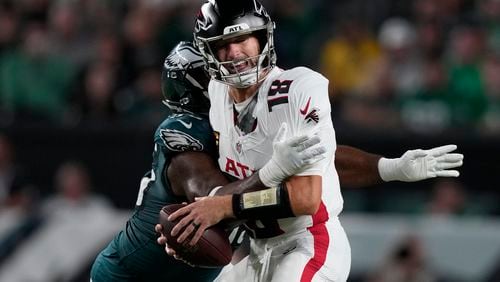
(90, 41, 326, 282)
(90, 41, 221, 282)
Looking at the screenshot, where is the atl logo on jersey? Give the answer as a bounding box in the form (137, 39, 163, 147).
(224, 157, 255, 178)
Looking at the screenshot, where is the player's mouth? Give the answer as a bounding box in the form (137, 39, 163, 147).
(230, 59, 252, 73)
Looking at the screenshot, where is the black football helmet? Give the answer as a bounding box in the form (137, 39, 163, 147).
(193, 0, 276, 88)
(161, 41, 211, 115)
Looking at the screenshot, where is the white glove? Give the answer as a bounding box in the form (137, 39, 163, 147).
(378, 144, 464, 182)
(259, 123, 326, 187)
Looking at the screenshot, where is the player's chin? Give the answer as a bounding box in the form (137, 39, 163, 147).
(226, 61, 256, 74)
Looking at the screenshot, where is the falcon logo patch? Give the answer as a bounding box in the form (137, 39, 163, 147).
(305, 108, 320, 124)
(160, 129, 204, 152)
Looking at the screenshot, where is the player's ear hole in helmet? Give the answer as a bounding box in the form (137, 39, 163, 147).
(193, 0, 276, 88)
(161, 41, 211, 115)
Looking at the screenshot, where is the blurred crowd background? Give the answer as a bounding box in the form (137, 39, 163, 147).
(0, 0, 499, 281)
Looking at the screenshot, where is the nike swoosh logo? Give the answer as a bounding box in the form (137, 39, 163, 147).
(300, 97, 311, 115)
(178, 120, 192, 129)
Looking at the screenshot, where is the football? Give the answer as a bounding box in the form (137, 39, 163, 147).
(158, 204, 232, 268)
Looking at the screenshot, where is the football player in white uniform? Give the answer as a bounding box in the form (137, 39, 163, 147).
(165, 1, 464, 281)
(186, 1, 348, 280)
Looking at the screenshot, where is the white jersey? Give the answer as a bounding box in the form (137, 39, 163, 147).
(209, 66, 343, 238)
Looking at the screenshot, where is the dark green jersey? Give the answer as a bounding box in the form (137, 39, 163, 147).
(126, 113, 218, 247)
(91, 113, 220, 282)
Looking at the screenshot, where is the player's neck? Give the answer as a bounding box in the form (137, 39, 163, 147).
(229, 83, 260, 103)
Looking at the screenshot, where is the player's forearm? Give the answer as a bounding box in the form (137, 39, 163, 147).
(228, 175, 321, 220)
(335, 145, 383, 188)
(285, 175, 322, 215)
(207, 165, 316, 216)
(211, 172, 265, 196)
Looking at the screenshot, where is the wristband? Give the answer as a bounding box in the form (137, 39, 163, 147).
(232, 183, 294, 220)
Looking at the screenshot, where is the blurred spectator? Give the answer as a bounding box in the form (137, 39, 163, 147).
(367, 236, 437, 282)
(413, 0, 441, 23)
(0, 160, 126, 282)
(0, 133, 40, 264)
(363, 17, 423, 98)
(0, 21, 76, 124)
(0, 2, 20, 53)
(156, 1, 200, 59)
(79, 0, 123, 31)
(92, 32, 127, 82)
(269, 0, 319, 68)
(334, 18, 421, 130)
(121, 3, 162, 81)
(400, 59, 452, 134)
(479, 53, 500, 134)
(445, 23, 488, 127)
(64, 30, 131, 127)
(115, 64, 165, 126)
(478, 0, 500, 55)
(68, 61, 119, 126)
(41, 161, 110, 212)
(47, 1, 95, 69)
(0, 133, 35, 207)
(414, 0, 469, 29)
(425, 179, 467, 217)
(320, 17, 381, 98)
(336, 94, 402, 131)
(415, 20, 446, 60)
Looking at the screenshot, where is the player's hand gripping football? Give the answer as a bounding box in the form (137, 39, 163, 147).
(378, 144, 464, 182)
(259, 122, 326, 187)
(166, 195, 231, 247)
(155, 224, 195, 267)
